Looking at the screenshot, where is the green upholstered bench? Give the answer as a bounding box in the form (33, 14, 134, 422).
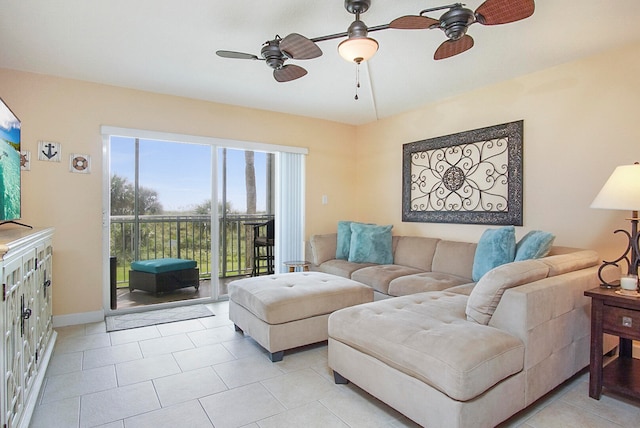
(129, 258, 199, 295)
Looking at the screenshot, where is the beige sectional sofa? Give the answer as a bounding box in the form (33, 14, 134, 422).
(308, 232, 609, 427)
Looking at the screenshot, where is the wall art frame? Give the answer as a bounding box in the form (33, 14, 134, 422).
(402, 120, 523, 226)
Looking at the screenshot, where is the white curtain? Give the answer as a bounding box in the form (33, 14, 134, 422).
(275, 152, 305, 273)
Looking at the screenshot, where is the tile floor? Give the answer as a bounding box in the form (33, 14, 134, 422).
(31, 301, 640, 428)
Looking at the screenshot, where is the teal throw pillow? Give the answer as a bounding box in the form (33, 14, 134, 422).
(472, 226, 516, 282)
(336, 220, 372, 259)
(514, 230, 555, 261)
(336, 221, 355, 260)
(348, 223, 394, 265)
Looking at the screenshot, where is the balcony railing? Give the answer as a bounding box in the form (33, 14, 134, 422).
(110, 214, 274, 288)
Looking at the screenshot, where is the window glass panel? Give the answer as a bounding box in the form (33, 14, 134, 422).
(109, 137, 213, 307)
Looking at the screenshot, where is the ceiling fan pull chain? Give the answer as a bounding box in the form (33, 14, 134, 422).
(354, 62, 361, 100)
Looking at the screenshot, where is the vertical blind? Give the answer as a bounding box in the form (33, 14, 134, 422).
(275, 152, 305, 273)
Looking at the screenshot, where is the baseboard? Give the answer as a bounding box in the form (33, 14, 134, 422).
(53, 309, 105, 327)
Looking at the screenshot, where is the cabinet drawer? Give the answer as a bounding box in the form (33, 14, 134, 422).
(603, 305, 640, 340)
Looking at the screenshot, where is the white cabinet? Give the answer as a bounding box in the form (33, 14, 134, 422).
(0, 227, 55, 428)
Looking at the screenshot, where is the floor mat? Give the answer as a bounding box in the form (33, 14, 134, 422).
(106, 304, 215, 331)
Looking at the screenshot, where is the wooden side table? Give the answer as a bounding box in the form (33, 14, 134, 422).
(584, 287, 640, 400)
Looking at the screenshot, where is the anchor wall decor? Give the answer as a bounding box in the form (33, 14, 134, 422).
(38, 141, 62, 162)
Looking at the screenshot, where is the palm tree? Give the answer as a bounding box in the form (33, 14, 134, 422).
(245, 151, 256, 215)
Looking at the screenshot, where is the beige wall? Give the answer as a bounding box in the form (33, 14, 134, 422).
(0, 69, 357, 317)
(354, 41, 640, 265)
(1, 40, 639, 318)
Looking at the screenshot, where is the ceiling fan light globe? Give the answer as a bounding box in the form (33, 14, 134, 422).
(338, 37, 378, 63)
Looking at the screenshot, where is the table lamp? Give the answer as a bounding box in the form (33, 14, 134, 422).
(590, 162, 640, 287)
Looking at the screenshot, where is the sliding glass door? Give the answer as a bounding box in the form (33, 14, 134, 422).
(103, 128, 302, 313)
(217, 148, 274, 295)
(109, 137, 214, 310)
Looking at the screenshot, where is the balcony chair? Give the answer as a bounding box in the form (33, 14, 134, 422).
(252, 219, 274, 276)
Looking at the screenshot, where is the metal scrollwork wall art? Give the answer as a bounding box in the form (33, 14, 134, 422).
(402, 120, 523, 225)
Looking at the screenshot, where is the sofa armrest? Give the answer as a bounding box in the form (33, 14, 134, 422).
(490, 266, 599, 357)
(489, 265, 601, 404)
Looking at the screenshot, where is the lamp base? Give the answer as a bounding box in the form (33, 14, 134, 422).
(597, 215, 639, 287)
(599, 282, 620, 289)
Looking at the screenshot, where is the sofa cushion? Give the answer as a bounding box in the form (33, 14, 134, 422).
(351, 264, 425, 295)
(318, 259, 375, 278)
(388, 272, 472, 296)
(472, 226, 516, 281)
(328, 292, 525, 401)
(431, 240, 477, 279)
(539, 250, 599, 277)
(310, 233, 337, 265)
(229, 272, 372, 325)
(392, 236, 440, 271)
(348, 223, 394, 264)
(466, 260, 550, 325)
(515, 230, 555, 261)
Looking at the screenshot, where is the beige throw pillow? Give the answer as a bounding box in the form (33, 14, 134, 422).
(466, 259, 550, 325)
(310, 233, 337, 265)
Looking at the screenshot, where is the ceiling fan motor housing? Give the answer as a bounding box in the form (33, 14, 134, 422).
(261, 40, 285, 69)
(347, 19, 369, 38)
(440, 7, 475, 40)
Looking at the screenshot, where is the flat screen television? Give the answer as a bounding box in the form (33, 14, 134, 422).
(0, 96, 22, 224)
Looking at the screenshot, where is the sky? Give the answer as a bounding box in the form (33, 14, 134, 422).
(110, 136, 267, 213)
(0, 98, 21, 144)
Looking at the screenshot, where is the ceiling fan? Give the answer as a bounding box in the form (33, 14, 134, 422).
(390, 0, 535, 60)
(216, 33, 322, 82)
(216, 0, 535, 82)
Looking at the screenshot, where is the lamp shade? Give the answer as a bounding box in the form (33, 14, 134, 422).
(338, 37, 378, 63)
(591, 163, 640, 211)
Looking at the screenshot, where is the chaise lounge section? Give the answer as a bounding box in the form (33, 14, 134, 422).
(327, 250, 608, 427)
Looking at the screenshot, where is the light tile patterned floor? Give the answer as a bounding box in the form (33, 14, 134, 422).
(31, 301, 640, 427)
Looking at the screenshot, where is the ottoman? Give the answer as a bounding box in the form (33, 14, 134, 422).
(129, 258, 199, 295)
(228, 272, 373, 361)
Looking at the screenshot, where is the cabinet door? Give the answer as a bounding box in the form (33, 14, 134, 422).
(35, 240, 53, 360)
(2, 254, 25, 428)
(21, 249, 38, 398)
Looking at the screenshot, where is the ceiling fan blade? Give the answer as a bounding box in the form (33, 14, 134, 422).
(389, 15, 440, 30)
(273, 64, 307, 82)
(434, 35, 474, 60)
(216, 50, 260, 60)
(475, 0, 535, 25)
(280, 33, 322, 60)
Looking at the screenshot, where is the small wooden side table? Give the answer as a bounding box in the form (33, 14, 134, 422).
(584, 287, 640, 400)
(283, 260, 310, 273)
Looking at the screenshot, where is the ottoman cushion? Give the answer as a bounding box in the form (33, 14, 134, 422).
(131, 258, 197, 274)
(229, 272, 373, 325)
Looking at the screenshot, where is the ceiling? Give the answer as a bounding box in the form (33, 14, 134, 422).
(2, 1, 640, 125)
